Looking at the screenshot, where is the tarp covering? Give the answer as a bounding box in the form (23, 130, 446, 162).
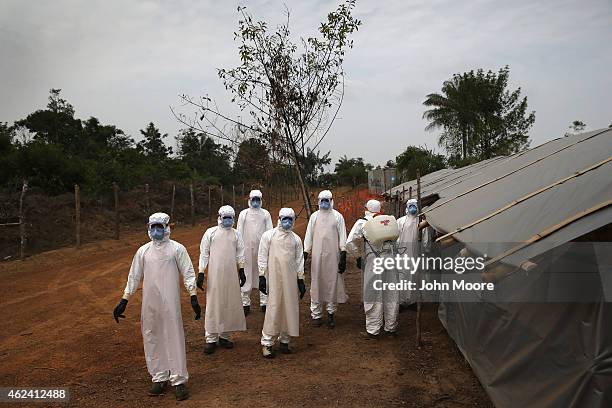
(387, 129, 612, 407)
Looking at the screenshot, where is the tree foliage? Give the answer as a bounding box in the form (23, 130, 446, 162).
(395, 146, 446, 181)
(334, 155, 372, 187)
(423, 66, 535, 160)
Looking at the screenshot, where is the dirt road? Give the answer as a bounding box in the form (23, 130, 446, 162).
(0, 199, 492, 407)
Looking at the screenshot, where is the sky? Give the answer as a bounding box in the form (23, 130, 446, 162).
(1, 0, 611, 167)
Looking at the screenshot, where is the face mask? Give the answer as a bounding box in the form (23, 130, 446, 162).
(222, 217, 233, 228)
(280, 217, 293, 230)
(407, 205, 417, 215)
(319, 199, 331, 210)
(250, 198, 261, 208)
(150, 226, 165, 241)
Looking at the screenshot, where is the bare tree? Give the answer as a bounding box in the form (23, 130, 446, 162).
(172, 1, 361, 216)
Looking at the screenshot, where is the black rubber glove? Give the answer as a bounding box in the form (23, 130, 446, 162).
(356, 257, 362, 270)
(113, 298, 128, 323)
(197, 273, 204, 290)
(304, 252, 309, 262)
(259, 276, 267, 295)
(238, 268, 246, 287)
(191, 295, 201, 320)
(297, 279, 306, 299)
(338, 251, 347, 274)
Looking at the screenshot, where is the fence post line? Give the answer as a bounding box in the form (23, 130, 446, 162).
(113, 182, 120, 240)
(208, 185, 212, 223)
(74, 184, 81, 248)
(190, 181, 195, 227)
(170, 184, 176, 222)
(409, 186, 413, 200)
(232, 185, 236, 209)
(145, 183, 150, 215)
(19, 180, 28, 259)
(220, 185, 224, 205)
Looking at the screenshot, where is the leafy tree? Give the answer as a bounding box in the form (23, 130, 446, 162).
(174, 0, 361, 216)
(334, 156, 372, 187)
(299, 149, 332, 185)
(137, 122, 172, 160)
(395, 146, 446, 181)
(176, 128, 232, 182)
(423, 66, 535, 160)
(565, 120, 586, 136)
(233, 138, 269, 182)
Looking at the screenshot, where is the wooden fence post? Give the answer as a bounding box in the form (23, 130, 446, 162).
(113, 182, 120, 240)
(190, 181, 195, 227)
(74, 184, 81, 248)
(232, 185, 236, 209)
(415, 169, 422, 348)
(19, 180, 28, 259)
(220, 185, 224, 205)
(170, 184, 176, 222)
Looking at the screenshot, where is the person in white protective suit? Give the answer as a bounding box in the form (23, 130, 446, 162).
(396, 198, 423, 309)
(346, 200, 399, 339)
(236, 190, 273, 315)
(257, 208, 306, 358)
(197, 205, 247, 355)
(113, 212, 200, 401)
(303, 190, 348, 328)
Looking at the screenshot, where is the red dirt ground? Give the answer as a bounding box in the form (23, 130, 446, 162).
(0, 196, 492, 407)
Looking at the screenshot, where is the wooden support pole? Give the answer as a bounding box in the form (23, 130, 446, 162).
(409, 186, 413, 200)
(170, 184, 176, 222)
(190, 181, 195, 227)
(74, 184, 81, 248)
(415, 169, 422, 348)
(220, 185, 224, 205)
(232, 185, 236, 209)
(113, 182, 120, 240)
(19, 180, 28, 259)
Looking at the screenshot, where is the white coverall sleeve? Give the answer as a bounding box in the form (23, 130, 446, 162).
(257, 230, 273, 276)
(235, 230, 246, 268)
(175, 242, 197, 296)
(122, 244, 147, 300)
(236, 209, 246, 238)
(294, 233, 305, 280)
(346, 220, 366, 256)
(336, 211, 348, 252)
(264, 210, 273, 231)
(303, 212, 317, 253)
(199, 228, 214, 274)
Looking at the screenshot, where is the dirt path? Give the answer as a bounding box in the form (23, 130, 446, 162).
(0, 199, 492, 407)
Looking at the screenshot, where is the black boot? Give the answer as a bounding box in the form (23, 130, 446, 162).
(262, 345, 275, 359)
(204, 342, 217, 354)
(149, 381, 167, 396)
(311, 318, 322, 327)
(174, 384, 189, 401)
(261, 305, 267, 313)
(219, 337, 234, 349)
(328, 313, 336, 328)
(279, 342, 292, 354)
(243, 305, 250, 316)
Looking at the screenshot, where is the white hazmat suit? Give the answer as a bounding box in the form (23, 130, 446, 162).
(347, 200, 399, 336)
(258, 208, 305, 348)
(304, 190, 348, 320)
(396, 198, 420, 306)
(199, 205, 247, 343)
(237, 190, 273, 308)
(122, 212, 197, 386)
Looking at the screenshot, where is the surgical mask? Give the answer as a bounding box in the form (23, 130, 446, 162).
(407, 205, 417, 215)
(280, 217, 293, 230)
(221, 216, 233, 228)
(250, 198, 261, 208)
(150, 226, 165, 241)
(319, 199, 331, 210)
